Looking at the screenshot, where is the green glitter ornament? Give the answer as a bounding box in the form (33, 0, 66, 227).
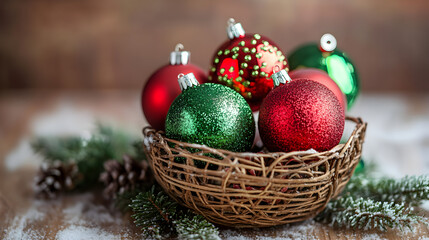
(288, 34, 359, 109)
(165, 73, 255, 152)
(354, 158, 365, 174)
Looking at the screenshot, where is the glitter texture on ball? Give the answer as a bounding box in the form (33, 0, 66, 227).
(258, 79, 345, 152)
(165, 83, 255, 152)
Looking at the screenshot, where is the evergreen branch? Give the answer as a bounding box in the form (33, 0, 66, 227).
(32, 124, 138, 190)
(130, 186, 177, 239)
(149, 196, 170, 222)
(31, 136, 83, 163)
(316, 196, 424, 231)
(344, 175, 429, 205)
(129, 187, 221, 239)
(175, 215, 220, 240)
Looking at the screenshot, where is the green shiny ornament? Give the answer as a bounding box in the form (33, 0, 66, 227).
(165, 73, 255, 152)
(288, 34, 359, 109)
(354, 158, 365, 174)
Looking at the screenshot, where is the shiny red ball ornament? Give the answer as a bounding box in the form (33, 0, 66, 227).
(208, 18, 288, 111)
(141, 44, 207, 130)
(289, 68, 347, 112)
(258, 70, 345, 152)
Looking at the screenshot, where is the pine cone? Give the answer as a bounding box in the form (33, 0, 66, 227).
(100, 155, 152, 199)
(34, 161, 78, 198)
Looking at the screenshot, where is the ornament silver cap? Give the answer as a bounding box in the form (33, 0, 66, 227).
(271, 66, 292, 87)
(170, 43, 190, 65)
(178, 73, 199, 91)
(319, 33, 337, 52)
(227, 18, 245, 40)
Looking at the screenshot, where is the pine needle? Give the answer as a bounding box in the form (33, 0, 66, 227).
(129, 187, 221, 239)
(32, 124, 139, 190)
(129, 186, 177, 239)
(175, 215, 220, 240)
(344, 175, 429, 205)
(316, 196, 424, 231)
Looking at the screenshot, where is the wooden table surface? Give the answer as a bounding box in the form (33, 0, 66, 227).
(1, 90, 428, 239)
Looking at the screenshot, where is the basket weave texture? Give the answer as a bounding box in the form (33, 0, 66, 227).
(143, 116, 367, 228)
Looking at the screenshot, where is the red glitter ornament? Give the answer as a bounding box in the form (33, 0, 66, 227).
(141, 44, 207, 130)
(208, 18, 288, 111)
(258, 70, 345, 152)
(289, 68, 347, 112)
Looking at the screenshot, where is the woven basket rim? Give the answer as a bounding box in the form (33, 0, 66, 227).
(143, 116, 364, 156)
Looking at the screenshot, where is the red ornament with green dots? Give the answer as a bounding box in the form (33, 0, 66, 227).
(208, 18, 288, 111)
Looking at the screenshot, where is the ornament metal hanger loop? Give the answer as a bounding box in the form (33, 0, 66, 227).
(227, 18, 245, 39)
(170, 43, 190, 65)
(320, 33, 337, 52)
(228, 18, 236, 26)
(271, 65, 291, 87)
(178, 73, 199, 91)
(175, 43, 184, 52)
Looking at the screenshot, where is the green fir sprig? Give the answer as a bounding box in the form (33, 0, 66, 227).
(129, 186, 220, 240)
(175, 215, 220, 240)
(317, 159, 428, 231)
(32, 124, 140, 189)
(344, 175, 429, 206)
(31, 136, 83, 164)
(130, 186, 177, 239)
(316, 196, 423, 231)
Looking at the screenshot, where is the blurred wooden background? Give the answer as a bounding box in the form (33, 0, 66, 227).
(0, 0, 428, 92)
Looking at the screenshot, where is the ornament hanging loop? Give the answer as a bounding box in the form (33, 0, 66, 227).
(271, 66, 291, 87)
(178, 73, 200, 91)
(227, 18, 245, 40)
(175, 43, 184, 52)
(320, 33, 337, 52)
(170, 43, 190, 65)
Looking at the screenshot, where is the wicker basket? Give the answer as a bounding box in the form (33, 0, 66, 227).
(143, 116, 367, 228)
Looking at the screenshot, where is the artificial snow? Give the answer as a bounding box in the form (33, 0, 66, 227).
(61, 193, 122, 226)
(349, 94, 429, 177)
(221, 220, 319, 240)
(302, 148, 319, 154)
(143, 135, 154, 150)
(2, 193, 130, 240)
(30, 101, 95, 137)
(56, 226, 121, 240)
(56, 194, 129, 239)
(360, 233, 387, 240)
(4, 102, 95, 172)
(3, 202, 46, 240)
(5, 138, 43, 171)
